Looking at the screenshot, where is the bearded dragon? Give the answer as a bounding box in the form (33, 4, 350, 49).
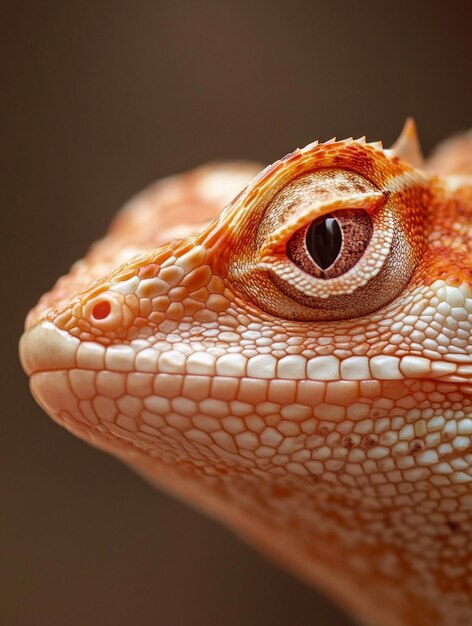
(20, 121, 472, 626)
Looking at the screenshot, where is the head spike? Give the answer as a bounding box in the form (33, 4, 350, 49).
(368, 141, 384, 151)
(304, 139, 319, 150)
(391, 118, 425, 168)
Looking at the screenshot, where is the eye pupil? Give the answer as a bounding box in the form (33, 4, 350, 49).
(306, 214, 342, 270)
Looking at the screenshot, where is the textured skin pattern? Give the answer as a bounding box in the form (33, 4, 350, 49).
(20, 124, 472, 626)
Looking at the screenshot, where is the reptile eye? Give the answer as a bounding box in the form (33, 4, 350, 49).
(232, 168, 422, 322)
(286, 209, 373, 279)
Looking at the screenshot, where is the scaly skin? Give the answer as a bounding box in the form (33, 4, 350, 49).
(20, 122, 472, 626)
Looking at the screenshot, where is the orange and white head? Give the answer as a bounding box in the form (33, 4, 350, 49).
(20, 121, 472, 489)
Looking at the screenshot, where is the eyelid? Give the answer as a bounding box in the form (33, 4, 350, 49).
(257, 203, 397, 300)
(258, 190, 384, 258)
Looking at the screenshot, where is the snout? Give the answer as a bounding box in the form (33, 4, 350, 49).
(19, 321, 79, 375)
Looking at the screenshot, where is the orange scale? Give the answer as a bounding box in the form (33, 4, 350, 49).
(137, 263, 160, 279)
(237, 378, 268, 404)
(268, 380, 297, 405)
(166, 302, 185, 321)
(168, 286, 188, 301)
(182, 265, 213, 290)
(194, 309, 218, 323)
(148, 311, 165, 325)
(182, 298, 205, 316)
(211, 376, 240, 401)
(206, 294, 229, 312)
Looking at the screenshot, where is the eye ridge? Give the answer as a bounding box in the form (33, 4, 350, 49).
(286, 209, 373, 280)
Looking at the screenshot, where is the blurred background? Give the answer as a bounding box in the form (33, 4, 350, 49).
(2, 2, 471, 625)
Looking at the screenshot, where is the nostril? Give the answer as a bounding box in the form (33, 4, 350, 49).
(92, 300, 111, 320)
(84, 293, 127, 332)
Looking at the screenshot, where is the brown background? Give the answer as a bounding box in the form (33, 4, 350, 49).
(2, 2, 471, 626)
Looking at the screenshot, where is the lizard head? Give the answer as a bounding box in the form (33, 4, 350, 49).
(20, 121, 472, 468)
(20, 121, 472, 625)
